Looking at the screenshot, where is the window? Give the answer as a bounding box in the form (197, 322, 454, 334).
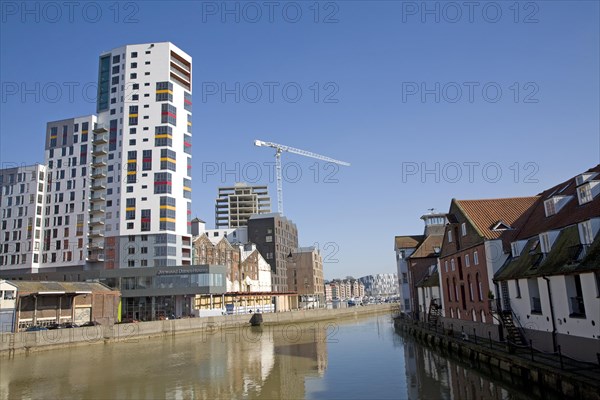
(544, 199, 556, 216)
(461, 222, 466, 236)
(154, 172, 172, 194)
(473, 251, 479, 265)
(579, 220, 595, 245)
(184, 134, 192, 154)
(141, 209, 151, 232)
(142, 150, 152, 171)
(129, 105, 138, 126)
(528, 278, 542, 313)
(184, 92, 192, 112)
(451, 259, 455, 271)
(125, 198, 136, 220)
(183, 178, 192, 199)
(156, 81, 173, 102)
(131, 52, 138, 58)
(540, 233, 551, 253)
(160, 149, 176, 171)
(155, 126, 173, 147)
(444, 260, 448, 272)
(161, 103, 177, 125)
(447, 230, 452, 243)
(566, 274, 586, 317)
(577, 184, 593, 205)
(465, 254, 470, 267)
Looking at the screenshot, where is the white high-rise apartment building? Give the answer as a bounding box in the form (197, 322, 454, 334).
(0, 165, 46, 272)
(42, 115, 97, 269)
(0, 42, 193, 274)
(95, 42, 193, 269)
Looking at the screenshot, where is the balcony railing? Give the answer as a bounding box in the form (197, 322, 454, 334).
(569, 296, 586, 317)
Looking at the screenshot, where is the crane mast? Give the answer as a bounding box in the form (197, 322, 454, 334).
(254, 139, 350, 215)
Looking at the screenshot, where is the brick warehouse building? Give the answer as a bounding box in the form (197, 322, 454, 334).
(438, 197, 538, 339)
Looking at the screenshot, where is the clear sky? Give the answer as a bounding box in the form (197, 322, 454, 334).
(1, 1, 598, 279)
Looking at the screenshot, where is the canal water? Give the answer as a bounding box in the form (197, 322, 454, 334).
(0, 314, 560, 399)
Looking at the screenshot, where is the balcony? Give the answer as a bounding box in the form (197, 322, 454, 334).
(91, 168, 107, 179)
(90, 194, 106, 202)
(89, 217, 105, 226)
(90, 205, 105, 214)
(87, 252, 105, 262)
(91, 180, 106, 191)
(93, 125, 108, 134)
(569, 296, 586, 317)
(89, 243, 105, 251)
(89, 230, 105, 238)
(93, 133, 109, 144)
(92, 146, 108, 156)
(92, 157, 107, 167)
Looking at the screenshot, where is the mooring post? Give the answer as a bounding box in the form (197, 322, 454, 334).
(558, 345, 563, 369)
(530, 340, 534, 361)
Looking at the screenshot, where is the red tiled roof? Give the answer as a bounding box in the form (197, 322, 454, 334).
(515, 165, 600, 239)
(395, 235, 424, 249)
(454, 197, 539, 240)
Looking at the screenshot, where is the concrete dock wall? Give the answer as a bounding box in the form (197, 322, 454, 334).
(0, 304, 396, 357)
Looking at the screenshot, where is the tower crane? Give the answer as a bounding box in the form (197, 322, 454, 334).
(254, 140, 350, 215)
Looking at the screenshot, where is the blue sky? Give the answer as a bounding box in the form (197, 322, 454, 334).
(1, 1, 598, 279)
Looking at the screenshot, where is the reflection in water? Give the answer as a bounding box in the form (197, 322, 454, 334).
(396, 330, 562, 400)
(0, 316, 555, 399)
(0, 323, 328, 400)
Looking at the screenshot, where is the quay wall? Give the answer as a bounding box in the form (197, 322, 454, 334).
(396, 319, 600, 400)
(0, 304, 396, 357)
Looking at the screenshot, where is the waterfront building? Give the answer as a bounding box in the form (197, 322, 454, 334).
(0, 165, 47, 273)
(494, 165, 600, 362)
(359, 273, 400, 297)
(248, 213, 298, 293)
(95, 42, 193, 270)
(395, 212, 446, 316)
(438, 196, 538, 339)
(0, 280, 120, 331)
(215, 183, 271, 228)
(287, 247, 325, 308)
(415, 266, 441, 322)
(44, 116, 99, 270)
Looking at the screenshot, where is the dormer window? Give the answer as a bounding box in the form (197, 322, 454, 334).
(544, 195, 572, 217)
(511, 242, 520, 257)
(491, 220, 512, 231)
(576, 172, 598, 186)
(577, 184, 593, 204)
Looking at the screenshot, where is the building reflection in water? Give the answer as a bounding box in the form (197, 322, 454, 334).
(0, 323, 328, 400)
(398, 334, 542, 400)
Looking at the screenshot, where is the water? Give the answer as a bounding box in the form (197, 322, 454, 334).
(0, 314, 556, 399)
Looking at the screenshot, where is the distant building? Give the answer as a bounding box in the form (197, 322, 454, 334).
(359, 274, 399, 297)
(215, 183, 271, 228)
(324, 282, 333, 302)
(248, 213, 298, 293)
(287, 247, 325, 308)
